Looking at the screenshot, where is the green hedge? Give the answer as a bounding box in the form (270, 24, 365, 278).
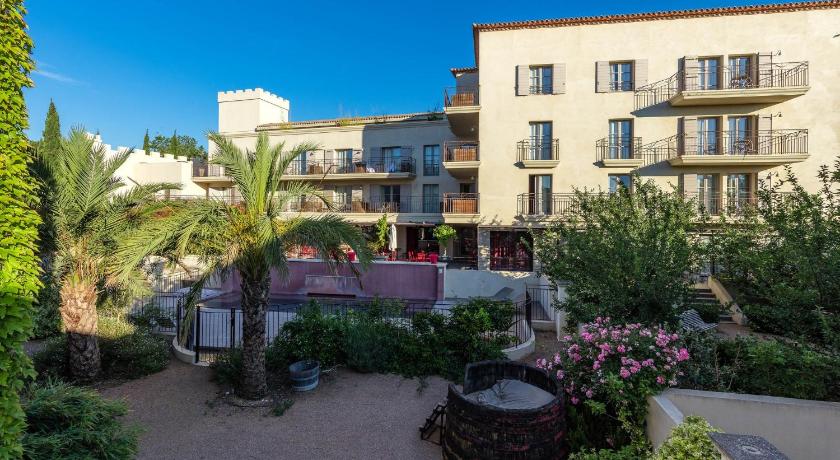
(22, 381, 139, 459)
(0, 1, 41, 456)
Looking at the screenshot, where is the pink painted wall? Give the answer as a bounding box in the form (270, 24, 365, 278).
(218, 259, 445, 301)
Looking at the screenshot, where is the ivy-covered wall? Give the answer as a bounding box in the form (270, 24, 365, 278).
(0, 1, 41, 457)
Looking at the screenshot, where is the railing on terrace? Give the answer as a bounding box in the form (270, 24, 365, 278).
(192, 162, 228, 178)
(596, 137, 642, 161)
(444, 141, 479, 162)
(516, 193, 577, 217)
(443, 193, 479, 214)
(132, 269, 200, 334)
(184, 299, 531, 364)
(444, 86, 479, 108)
(284, 156, 416, 176)
(284, 195, 442, 214)
(489, 256, 533, 272)
(517, 139, 560, 162)
(634, 61, 809, 110)
(637, 129, 808, 162)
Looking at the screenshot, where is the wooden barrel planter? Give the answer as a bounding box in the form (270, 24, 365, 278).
(289, 360, 320, 392)
(443, 360, 567, 460)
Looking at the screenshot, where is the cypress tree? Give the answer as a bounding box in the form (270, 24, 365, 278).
(142, 129, 150, 154)
(41, 99, 61, 155)
(169, 130, 180, 156)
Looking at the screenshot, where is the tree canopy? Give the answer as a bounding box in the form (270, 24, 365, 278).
(146, 131, 206, 158)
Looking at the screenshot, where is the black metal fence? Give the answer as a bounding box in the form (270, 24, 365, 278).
(182, 298, 533, 364)
(525, 284, 557, 322)
(132, 269, 200, 334)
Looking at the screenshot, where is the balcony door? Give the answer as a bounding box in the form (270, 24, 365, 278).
(380, 185, 400, 213)
(608, 120, 633, 159)
(422, 184, 439, 213)
(529, 175, 553, 215)
(728, 56, 753, 88)
(609, 174, 632, 193)
(529, 122, 553, 160)
(293, 151, 308, 175)
(728, 116, 753, 155)
(727, 174, 751, 213)
(697, 174, 719, 215)
(381, 147, 401, 172)
(334, 186, 352, 212)
(335, 149, 354, 173)
(698, 57, 720, 90)
(697, 117, 720, 155)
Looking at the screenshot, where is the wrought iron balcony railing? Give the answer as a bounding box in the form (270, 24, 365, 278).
(596, 137, 642, 161)
(444, 141, 479, 162)
(192, 162, 228, 178)
(284, 156, 416, 176)
(637, 129, 808, 162)
(516, 193, 577, 217)
(283, 195, 440, 214)
(516, 139, 560, 162)
(444, 86, 479, 108)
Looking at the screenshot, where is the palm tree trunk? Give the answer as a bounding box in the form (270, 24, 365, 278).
(239, 267, 270, 399)
(59, 280, 100, 381)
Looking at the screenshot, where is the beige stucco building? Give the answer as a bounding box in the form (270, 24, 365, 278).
(195, 2, 840, 272)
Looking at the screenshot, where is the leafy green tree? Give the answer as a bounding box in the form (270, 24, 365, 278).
(142, 129, 150, 153)
(148, 132, 206, 158)
(34, 129, 177, 381)
(708, 163, 840, 348)
(533, 178, 701, 326)
(0, 1, 41, 455)
(432, 224, 457, 257)
(115, 132, 371, 399)
(41, 100, 61, 156)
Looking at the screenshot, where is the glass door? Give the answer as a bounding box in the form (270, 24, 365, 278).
(335, 149, 354, 173)
(728, 56, 752, 88)
(697, 174, 719, 215)
(727, 174, 750, 214)
(728, 117, 752, 155)
(381, 147, 401, 172)
(334, 186, 352, 212)
(529, 122, 553, 160)
(698, 58, 720, 90)
(608, 120, 633, 159)
(422, 184, 439, 213)
(697, 118, 719, 155)
(529, 175, 553, 215)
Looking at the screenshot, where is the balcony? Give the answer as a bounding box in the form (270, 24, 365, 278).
(443, 193, 479, 224)
(192, 162, 233, 185)
(516, 193, 577, 219)
(443, 86, 479, 137)
(443, 141, 479, 178)
(668, 129, 809, 166)
(596, 137, 643, 168)
(635, 61, 809, 109)
(283, 155, 416, 181)
(516, 139, 560, 168)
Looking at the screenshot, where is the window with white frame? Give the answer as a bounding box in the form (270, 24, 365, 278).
(610, 62, 633, 91)
(529, 65, 553, 94)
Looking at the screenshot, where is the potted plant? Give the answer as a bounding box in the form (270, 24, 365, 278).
(432, 224, 457, 260)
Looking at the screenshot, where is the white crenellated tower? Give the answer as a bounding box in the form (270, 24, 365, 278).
(217, 88, 289, 134)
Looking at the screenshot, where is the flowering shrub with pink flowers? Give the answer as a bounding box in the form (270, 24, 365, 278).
(537, 317, 690, 452)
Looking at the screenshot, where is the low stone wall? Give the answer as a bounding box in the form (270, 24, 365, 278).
(444, 269, 537, 301)
(647, 388, 840, 459)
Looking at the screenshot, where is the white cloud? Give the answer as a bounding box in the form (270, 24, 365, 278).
(32, 69, 82, 85)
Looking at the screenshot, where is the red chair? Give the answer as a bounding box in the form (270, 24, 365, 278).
(429, 253, 439, 264)
(417, 251, 427, 262)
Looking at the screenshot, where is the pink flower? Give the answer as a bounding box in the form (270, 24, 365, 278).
(619, 368, 631, 379)
(556, 370, 564, 380)
(571, 397, 580, 405)
(656, 375, 666, 385)
(617, 345, 626, 353)
(585, 389, 594, 398)
(677, 348, 690, 362)
(592, 361, 601, 370)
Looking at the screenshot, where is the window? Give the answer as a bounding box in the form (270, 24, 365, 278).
(380, 146, 401, 173)
(334, 186, 352, 211)
(609, 174, 632, 193)
(727, 173, 751, 213)
(728, 56, 753, 88)
(291, 151, 307, 175)
(608, 120, 633, 159)
(529, 65, 553, 94)
(529, 175, 553, 215)
(698, 57, 720, 90)
(528, 122, 554, 160)
(423, 145, 440, 176)
(381, 185, 400, 204)
(697, 174, 720, 215)
(728, 116, 752, 155)
(422, 184, 439, 213)
(489, 231, 533, 271)
(697, 117, 720, 155)
(459, 183, 475, 194)
(334, 149, 354, 173)
(610, 62, 633, 91)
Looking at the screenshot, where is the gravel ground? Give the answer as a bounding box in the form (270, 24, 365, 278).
(100, 358, 447, 460)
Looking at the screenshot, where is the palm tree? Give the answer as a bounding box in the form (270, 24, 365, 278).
(36, 129, 177, 380)
(116, 132, 371, 399)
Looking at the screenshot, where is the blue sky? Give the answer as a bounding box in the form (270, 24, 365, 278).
(25, 0, 762, 148)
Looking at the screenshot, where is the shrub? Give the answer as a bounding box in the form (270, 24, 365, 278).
(653, 415, 721, 460)
(537, 317, 690, 451)
(22, 381, 139, 459)
(32, 268, 61, 339)
(271, 302, 347, 367)
(344, 315, 401, 373)
(570, 446, 647, 460)
(33, 316, 170, 381)
(211, 348, 244, 390)
(533, 179, 702, 326)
